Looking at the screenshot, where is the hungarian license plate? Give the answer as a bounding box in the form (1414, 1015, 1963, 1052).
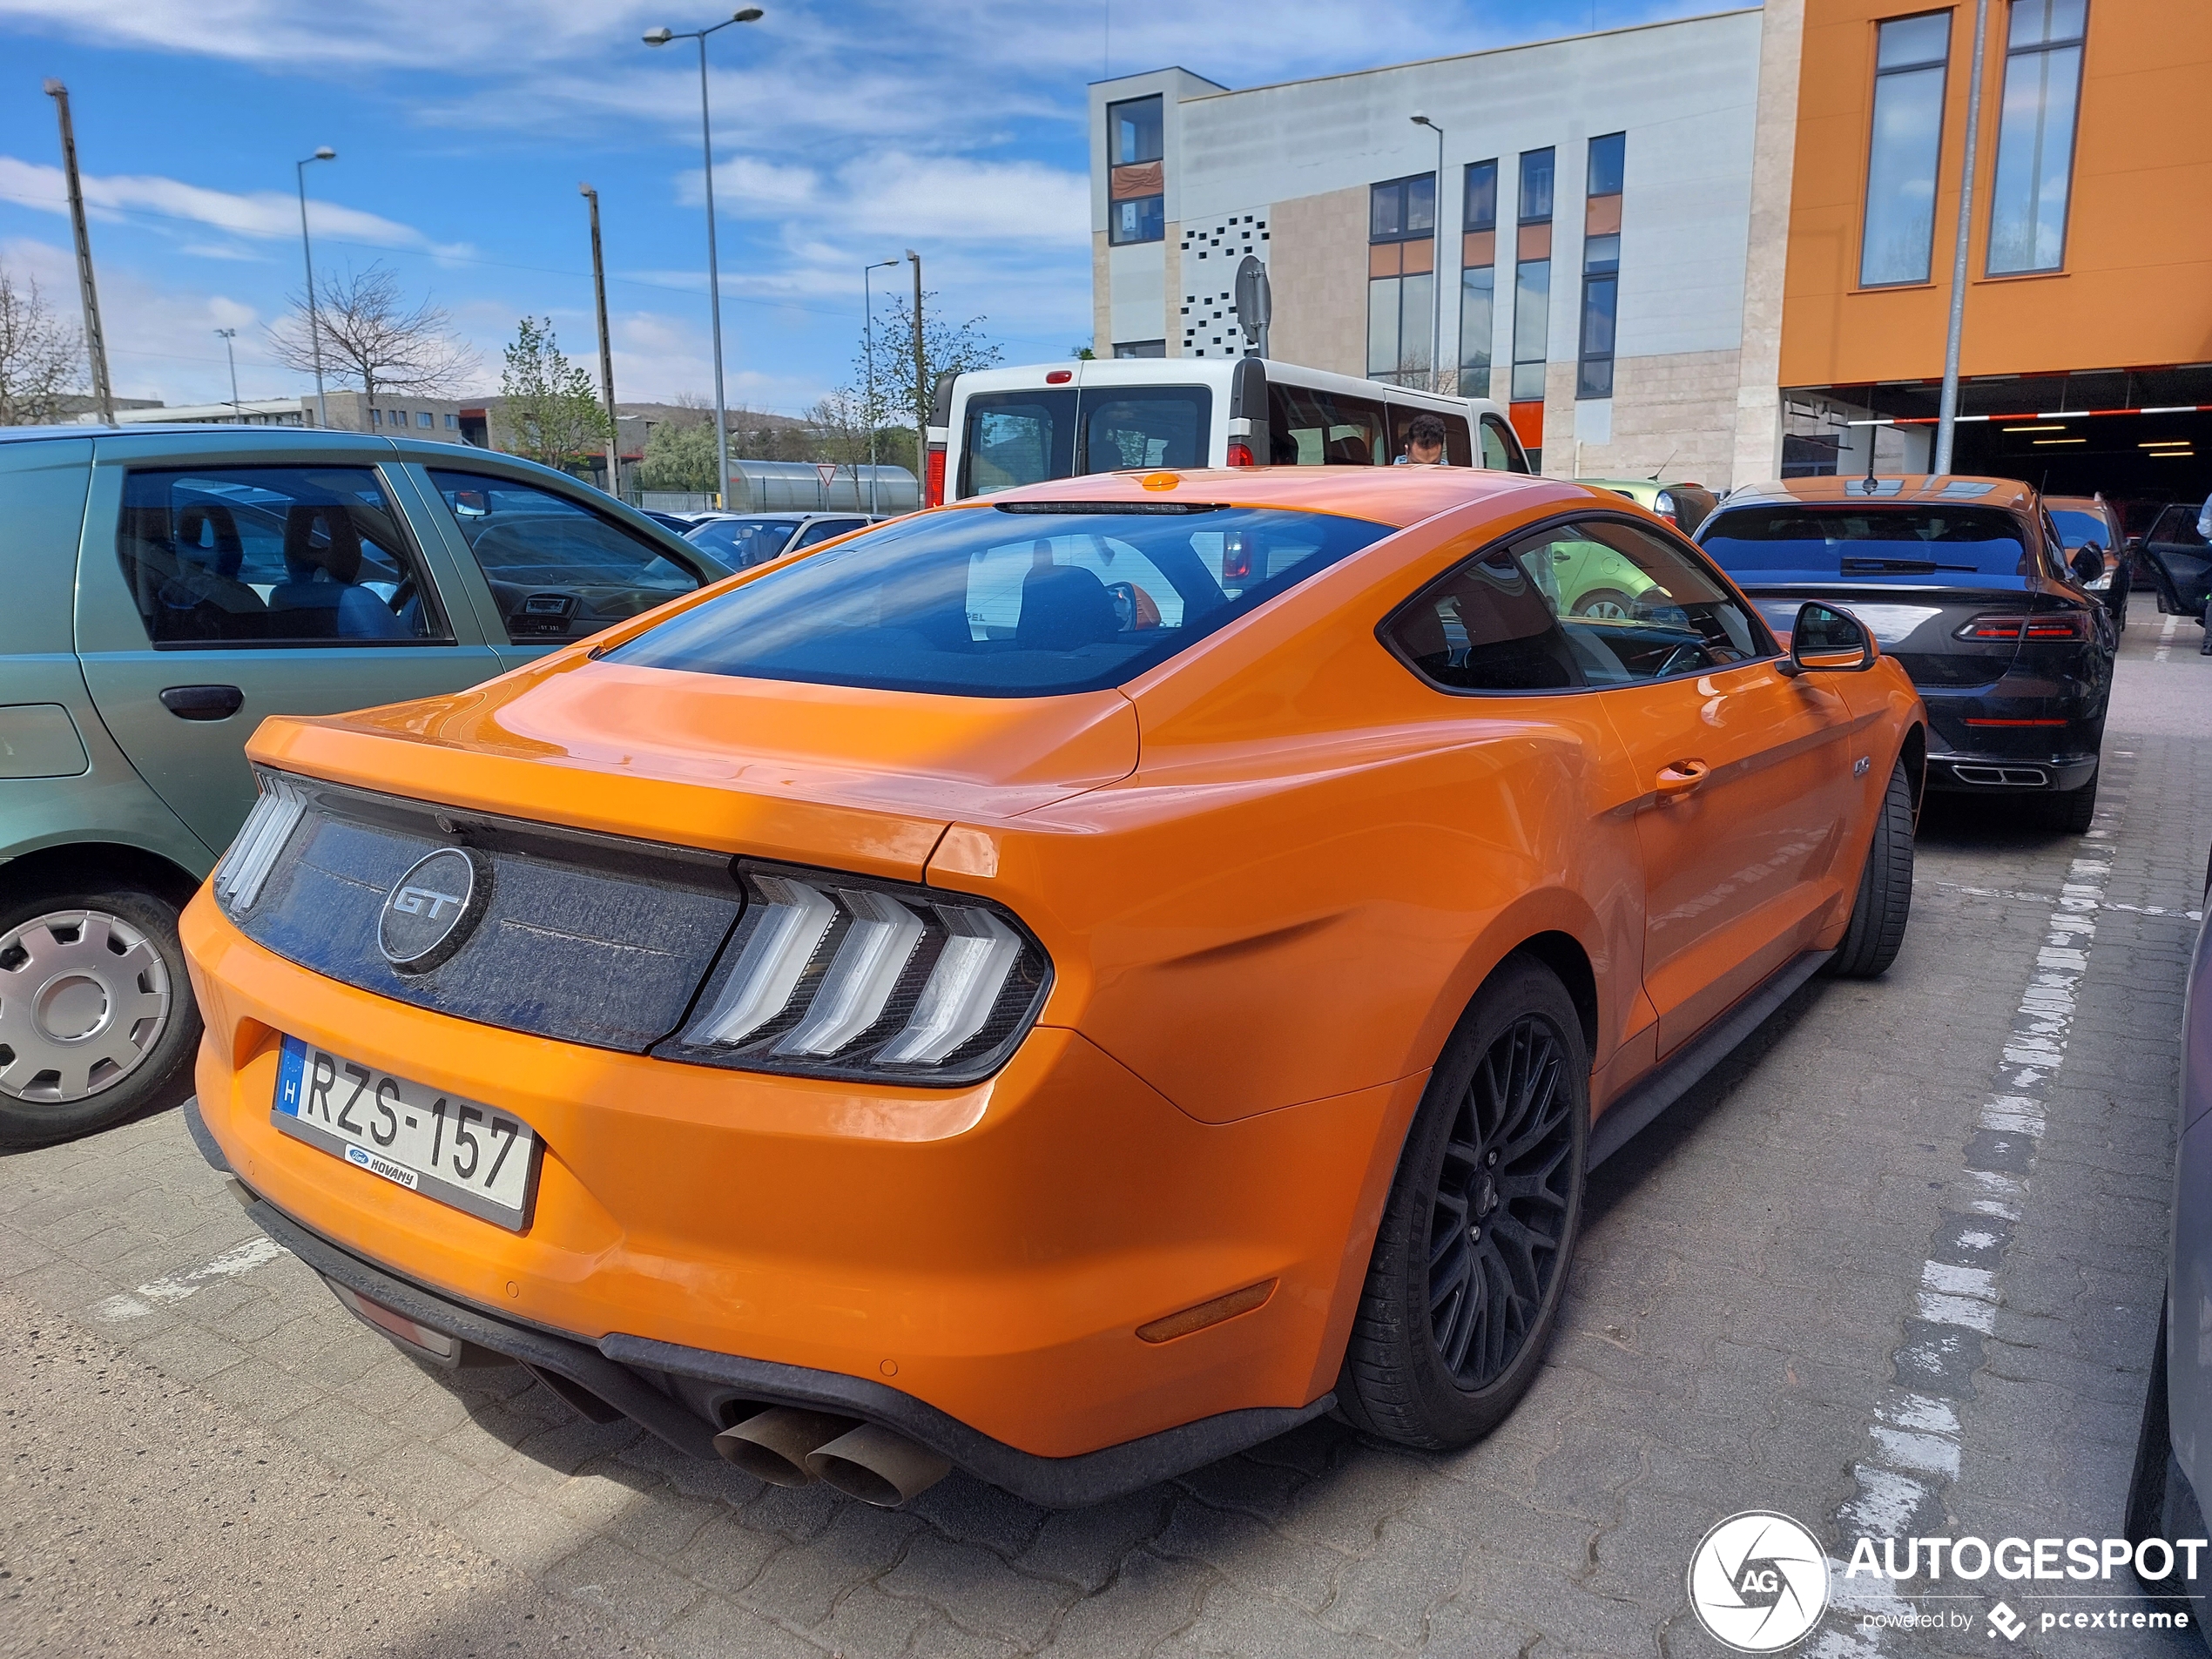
(272, 1036, 541, 1231)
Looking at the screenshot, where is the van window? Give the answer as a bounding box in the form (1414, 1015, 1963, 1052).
(961, 391, 1076, 496)
(1267, 382, 1388, 466)
(1480, 416, 1526, 472)
(1386, 405, 1474, 466)
(610, 503, 1393, 698)
(1082, 388, 1211, 471)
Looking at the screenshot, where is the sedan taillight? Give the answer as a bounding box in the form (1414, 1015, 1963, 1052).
(664, 862, 1051, 1085)
(1953, 612, 2090, 642)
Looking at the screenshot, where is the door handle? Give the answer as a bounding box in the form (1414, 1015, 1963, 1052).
(160, 684, 245, 722)
(1655, 759, 1710, 798)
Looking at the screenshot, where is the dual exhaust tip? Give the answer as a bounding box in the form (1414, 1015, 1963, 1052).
(713, 1407, 951, 1507)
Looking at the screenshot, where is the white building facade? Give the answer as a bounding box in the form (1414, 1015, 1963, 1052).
(1089, 7, 1798, 486)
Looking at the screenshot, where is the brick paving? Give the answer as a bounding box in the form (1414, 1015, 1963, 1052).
(3, 609, 2206, 1657)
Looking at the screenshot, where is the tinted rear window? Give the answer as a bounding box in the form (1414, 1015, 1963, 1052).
(1700, 505, 2033, 580)
(610, 503, 1393, 697)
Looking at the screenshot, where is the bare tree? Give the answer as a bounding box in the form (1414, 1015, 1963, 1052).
(0, 267, 83, 426)
(268, 264, 475, 419)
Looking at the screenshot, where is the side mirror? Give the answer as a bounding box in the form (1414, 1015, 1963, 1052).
(1779, 601, 1875, 677)
(2070, 543, 2104, 583)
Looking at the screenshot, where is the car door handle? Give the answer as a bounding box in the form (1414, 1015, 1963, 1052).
(159, 684, 245, 721)
(1655, 759, 1710, 797)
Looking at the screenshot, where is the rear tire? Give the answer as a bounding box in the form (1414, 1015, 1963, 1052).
(1569, 588, 1635, 621)
(1337, 955, 1588, 1449)
(1828, 759, 1914, 980)
(0, 882, 201, 1149)
(2041, 773, 2099, 833)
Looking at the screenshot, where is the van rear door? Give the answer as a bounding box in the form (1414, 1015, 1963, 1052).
(954, 379, 1212, 499)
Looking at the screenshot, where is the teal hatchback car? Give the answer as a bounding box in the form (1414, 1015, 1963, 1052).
(0, 425, 728, 1146)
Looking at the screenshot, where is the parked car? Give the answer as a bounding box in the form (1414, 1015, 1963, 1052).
(640, 509, 703, 535)
(2134, 499, 2212, 652)
(1699, 475, 2114, 831)
(2045, 494, 2131, 630)
(0, 425, 728, 1148)
(931, 357, 1530, 506)
(182, 466, 1923, 1509)
(2126, 843, 2212, 1637)
(1577, 477, 1720, 536)
(685, 510, 887, 570)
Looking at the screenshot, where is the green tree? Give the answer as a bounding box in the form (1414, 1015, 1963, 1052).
(835, 289, 1002, 485)
(496, 316, 610, 474)
(637, 416, 721, 491)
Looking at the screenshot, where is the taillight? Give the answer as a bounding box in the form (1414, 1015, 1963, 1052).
(1953, 612, 2089, 642)
(214, 772, 312, 914)
(926, 445, 946, 507)
(663, 862, 1051, 1085)
(1226, 440, 1256, 468)
(1221, 533, 1253, 582)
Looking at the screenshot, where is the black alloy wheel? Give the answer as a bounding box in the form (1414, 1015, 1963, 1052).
(1426, 1014, 1578, 1388)
(1339, 955, 1588, 1448)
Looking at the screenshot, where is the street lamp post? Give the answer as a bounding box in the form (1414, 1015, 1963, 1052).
(1412, 113, 1446, 394)
(294, 146, 335, 427)
(906, 248, 926, 490)
(580, 183, 621, 496)
(863, 258, 897, 514)
(644, 8, 764, 510)
(214, 328, 240, 421)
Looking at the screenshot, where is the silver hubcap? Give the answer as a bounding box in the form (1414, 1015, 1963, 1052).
(0, 909, 171, 1104)
(1582, 598, 1630, 620)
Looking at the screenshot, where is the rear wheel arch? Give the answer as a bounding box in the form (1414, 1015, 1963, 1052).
(1900, 722, 1927, 813)
(1, 840, 201, 912)
(1512, 931, 1598, 1058)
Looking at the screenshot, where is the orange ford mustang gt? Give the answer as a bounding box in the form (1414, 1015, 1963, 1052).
(181, 467, 1924, 1508)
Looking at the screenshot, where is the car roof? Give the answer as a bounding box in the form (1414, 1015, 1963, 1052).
(1718, 475, 2040, 515)
(2042, 495, 2109, 513)
(694, 510, 860, 523)
(1577, 477, 1710, 493)
(948, 464, 1562, 529)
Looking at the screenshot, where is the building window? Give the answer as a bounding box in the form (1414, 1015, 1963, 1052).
(1511, 148, 1554, 403)
(1368, 172, 1437, 384)
(1460, 159, 1499, 384)
(1860, 11, 1951, 287)
(1578, 133, 1624, 401)
(417, 410, 434, 428)
(1112, 340, 1167, 358)
(445, 413, 457, 428)
(1987, 0, 2086, 275)
(369, 408, 382, 426)
(1108, 94, 1164, 246)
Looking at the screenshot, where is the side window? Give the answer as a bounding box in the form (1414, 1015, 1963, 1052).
(425, 469, 705, 644)
(791, 517, 867, 550)
(116, 466, 449, 647)
(1381, 516, 1773, 695)
(1266, 382, 1388, 466)
(1386, 405, 1474, 467)
(1480, 415, 1527, 473)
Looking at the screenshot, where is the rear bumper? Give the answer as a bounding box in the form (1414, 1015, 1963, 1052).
(180, 892, 1398, 1473)
(185, 1100, 1332, 1507)
(1926, 748, 2100, 794)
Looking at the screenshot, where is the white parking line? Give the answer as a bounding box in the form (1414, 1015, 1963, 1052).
(91, 1235, 287, 1321)
(2155, 610, 2181, 664)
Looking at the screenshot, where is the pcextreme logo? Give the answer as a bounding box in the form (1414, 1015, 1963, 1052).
(1688, 1512, 1830, 1652)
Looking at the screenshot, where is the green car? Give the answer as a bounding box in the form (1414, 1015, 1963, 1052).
(0, 425, 728, 1147)
(1577, 477, 1720, 536)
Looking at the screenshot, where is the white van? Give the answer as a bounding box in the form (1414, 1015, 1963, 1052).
(924, 357, 1531, 506)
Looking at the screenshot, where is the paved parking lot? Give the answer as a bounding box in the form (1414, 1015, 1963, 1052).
(4, 607, 2209, 1659)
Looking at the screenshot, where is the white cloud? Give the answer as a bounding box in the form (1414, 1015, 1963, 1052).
(0, 156, 465, 257)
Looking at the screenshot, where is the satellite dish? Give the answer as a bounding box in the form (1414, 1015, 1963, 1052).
(1233, 255, 1271, 357)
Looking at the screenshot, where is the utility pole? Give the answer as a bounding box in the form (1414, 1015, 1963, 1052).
(1933, 0, 1992, 476)
(581, 184, 621, 496)
(864, 258, 897, 514)
(907, 248, 926, 481)
(44, 81, 113, 426)
(215, 327, 240, 421)
(294, 146, 336, 426)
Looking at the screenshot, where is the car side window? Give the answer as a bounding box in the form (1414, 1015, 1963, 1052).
(115, 466, 450, 647)
(1381, 516, 1772, 695)
(1478, 416, 1521, 472)
(790, 517, 867, 550)
(1266, 382, 1389, 466)
(425, 469, 705, 644)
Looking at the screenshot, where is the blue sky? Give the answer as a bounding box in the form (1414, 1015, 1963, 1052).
(0, 0, 1727, 418)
